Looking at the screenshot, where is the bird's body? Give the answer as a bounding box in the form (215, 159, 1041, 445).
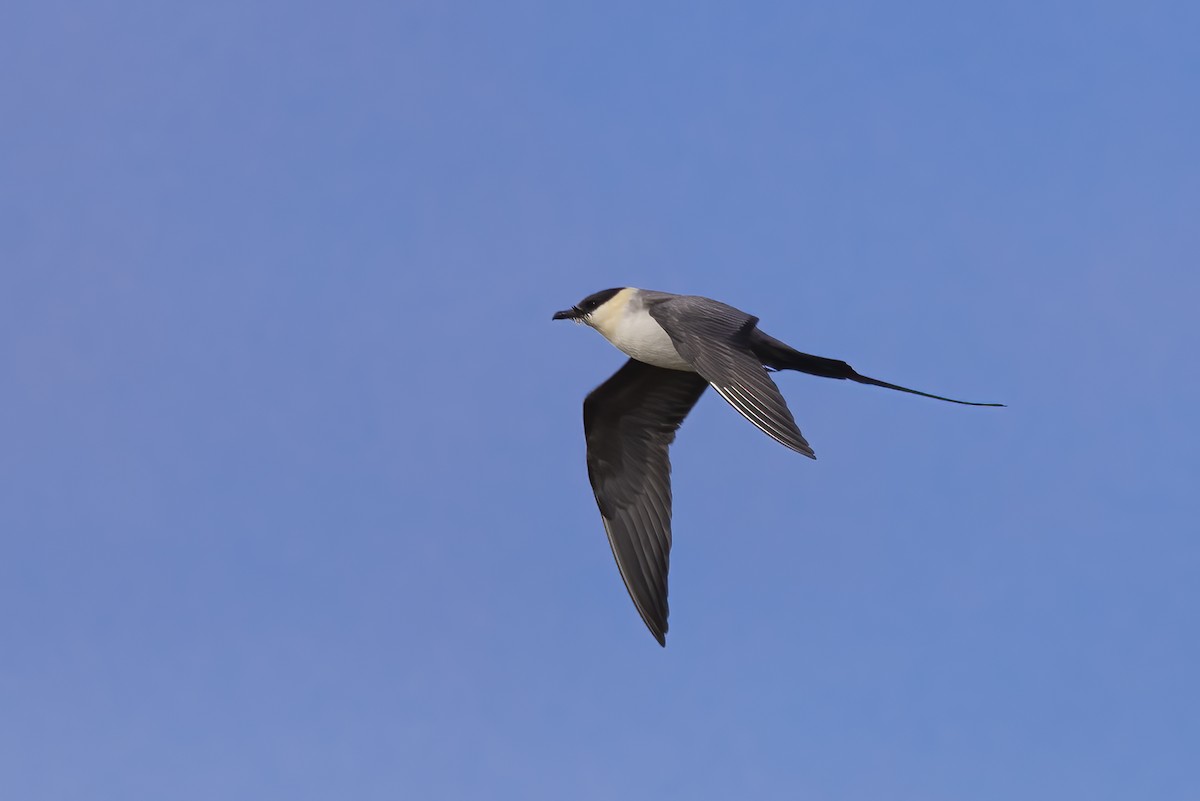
(554, 287, 1001, 646)
(585, 287, 693, 371)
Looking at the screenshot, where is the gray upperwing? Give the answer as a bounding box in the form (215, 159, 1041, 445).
(647, 295, 815, 458)
(583, 358, 710, 646)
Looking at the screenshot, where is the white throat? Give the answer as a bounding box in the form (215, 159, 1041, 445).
(588, 289, 694, 371)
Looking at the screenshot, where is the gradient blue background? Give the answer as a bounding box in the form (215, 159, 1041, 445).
(3, 2, 1197, 798)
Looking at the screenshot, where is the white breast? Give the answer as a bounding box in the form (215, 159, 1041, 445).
(595, 305, 694, 371)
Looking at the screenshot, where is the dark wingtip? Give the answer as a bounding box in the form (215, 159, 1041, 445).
(645, 618, 668, 647)
(787, 440, 817, 460)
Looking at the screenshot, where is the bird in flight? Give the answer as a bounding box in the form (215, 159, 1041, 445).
(554, 287, 1002, 646)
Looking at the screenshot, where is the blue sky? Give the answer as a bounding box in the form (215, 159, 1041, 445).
(2, 1, 1197, 798)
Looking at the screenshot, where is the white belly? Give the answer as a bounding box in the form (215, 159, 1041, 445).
(603, 312, 694, 371)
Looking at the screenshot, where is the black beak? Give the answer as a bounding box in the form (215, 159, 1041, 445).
(552, 307, 582, 321)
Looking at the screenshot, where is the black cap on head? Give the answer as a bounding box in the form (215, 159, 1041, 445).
(578, 287, 623, 312)
(552, 287, 624, 320)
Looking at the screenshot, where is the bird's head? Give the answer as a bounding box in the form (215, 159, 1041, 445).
(552, 288, 631, 331)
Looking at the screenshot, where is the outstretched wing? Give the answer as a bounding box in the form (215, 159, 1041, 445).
(583, 359, 709, 646)
(648, 296, 815, 458)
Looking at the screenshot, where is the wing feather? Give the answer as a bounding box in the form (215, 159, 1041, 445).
(648, 297, 815, 458)
(583, 359, 709, 645)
